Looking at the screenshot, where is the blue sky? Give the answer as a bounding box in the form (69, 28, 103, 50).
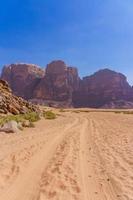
(0, 0, 133, 83)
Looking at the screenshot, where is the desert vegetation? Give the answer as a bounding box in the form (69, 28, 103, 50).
(43, 110, 56, 119)
(0, 110, 57, 133)
(0, 112, 40, 126)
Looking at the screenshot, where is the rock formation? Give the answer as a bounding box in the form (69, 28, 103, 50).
(0, 79, 38, 114)
(1, 61, 133, 108)
(73, 69, 133, 108)
(1, 63, 45, 99)
(32, 60, 80, 107)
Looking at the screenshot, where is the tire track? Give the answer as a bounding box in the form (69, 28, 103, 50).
(0, 117, 80, 200)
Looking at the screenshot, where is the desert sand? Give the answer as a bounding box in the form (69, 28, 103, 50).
(0, 110, 133, 200)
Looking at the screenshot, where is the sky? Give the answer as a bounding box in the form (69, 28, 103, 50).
(0, 0, 133, 83)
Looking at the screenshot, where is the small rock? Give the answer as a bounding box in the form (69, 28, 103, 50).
(18, 122, 23, 130)
(8, 105, 20, 115)
(0, 121, 20, 133)
(22, 120, 30, 127)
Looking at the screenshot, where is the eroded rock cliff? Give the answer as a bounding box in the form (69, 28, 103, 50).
(73, 69, 133, 107)
(1, 63, 45, 99)
(2, 62, 133, 108)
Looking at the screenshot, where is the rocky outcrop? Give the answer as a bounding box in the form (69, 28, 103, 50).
(73, 69, 133, 108)
(0, 80, 38, 114)
(1, 63, 45, 99)
(33, 61, 80, 107)
(1, 61, 80, 107)
(1, 62, 133, 109)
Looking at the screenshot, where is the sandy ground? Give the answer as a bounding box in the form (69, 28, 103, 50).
(0, 110, 133, 200)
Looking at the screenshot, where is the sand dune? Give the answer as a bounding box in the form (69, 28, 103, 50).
(0, 111, 133, 200)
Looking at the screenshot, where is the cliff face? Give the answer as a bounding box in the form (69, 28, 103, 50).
(1, 62, 133, 108)
(33, 61, 80, 107)
(1, 63, 45, 99)
(73, 69, 133, 108)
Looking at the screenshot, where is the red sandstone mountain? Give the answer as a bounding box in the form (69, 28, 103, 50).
(1, 63, 45, 99)
(73, 69, 133, 108)
(32, 61, 80, 107)
(1, 61, 133, 108)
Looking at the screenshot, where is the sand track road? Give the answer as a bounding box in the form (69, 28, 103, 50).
(0, 111, 133, 200)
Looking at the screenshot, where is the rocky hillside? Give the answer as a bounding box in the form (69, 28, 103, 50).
(1, 61, 133, 108)
(0, 79, 38, 114)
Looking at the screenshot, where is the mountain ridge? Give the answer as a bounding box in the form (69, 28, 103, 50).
(1, 60, 133, 108)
